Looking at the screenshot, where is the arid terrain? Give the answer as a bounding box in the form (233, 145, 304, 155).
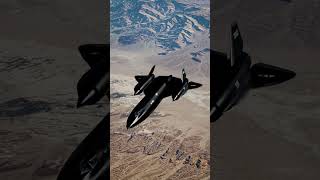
(110, 49, 210, 180)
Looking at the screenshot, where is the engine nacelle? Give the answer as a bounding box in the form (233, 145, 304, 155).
(134, 75, 155, 95)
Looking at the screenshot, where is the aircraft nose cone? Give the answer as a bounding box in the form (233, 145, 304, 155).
(134, 90, 140, 96)
(172, 96, 178, 101)
(126, 119, 135, 129)
(126, 122, 131, 129)
(77, 89, 96, 108)
(127, 114, 141, 129)
(76, 101, 82, 108)
(210, 106, 223, 123)
(127, 107, 145, 129)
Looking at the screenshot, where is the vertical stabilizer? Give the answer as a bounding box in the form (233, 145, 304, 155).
(149, 65, 155, 75)
(229, 22, 243, 67)
(182, 69, 187, 82)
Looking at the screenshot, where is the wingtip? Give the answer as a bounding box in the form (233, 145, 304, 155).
(149, 65, 156, 75)
(231, 21, 238, 28)
(126, 122, 134, 129)
(76, 101, 82, 108)
(289, 70, 296, 79)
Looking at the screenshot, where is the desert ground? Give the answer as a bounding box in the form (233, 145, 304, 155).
(212, 0, 320, 179)
(0, 1, 107, 180)
(109, 47, 210, 179)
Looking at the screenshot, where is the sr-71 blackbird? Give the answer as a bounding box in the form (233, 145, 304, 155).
(211, 22, 296, 123)
(74, 44, 202, 129)
(127, 66, 202, 128)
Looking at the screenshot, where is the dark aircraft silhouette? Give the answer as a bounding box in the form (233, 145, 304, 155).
(127, 66, 202, 128)
(211, 22, 296, 123)
(57, 114, 109, 180)
(76, 44, 109, 108)
(58, 44, 109, 180)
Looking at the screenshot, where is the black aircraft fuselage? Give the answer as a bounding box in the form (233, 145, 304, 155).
(127, 67, 201, 128)
(211, 23, 296, 123)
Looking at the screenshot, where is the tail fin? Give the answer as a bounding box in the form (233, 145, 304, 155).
(78, 44, 109, 68)
(250, 63, 296, 88)
(149, 65, 155, 75)
(182, 69, 187, 82)
(181, 68, 202, 89)
(229, 22, 243, 67)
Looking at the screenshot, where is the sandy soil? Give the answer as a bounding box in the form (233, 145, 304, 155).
(110, 51, 210, 179)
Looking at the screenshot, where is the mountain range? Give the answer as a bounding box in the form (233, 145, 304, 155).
(110, 0, 210, 52)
